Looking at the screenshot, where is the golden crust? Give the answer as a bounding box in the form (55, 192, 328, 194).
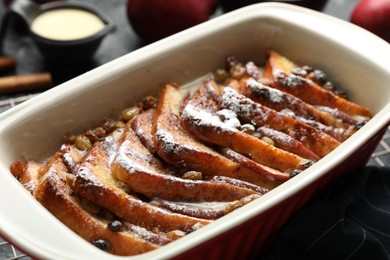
(72, 135, 211, 233)
(153, 83, 279, 188)
(10, 160, 42, 194)
(152, 194, 260, 220)
(219, 86, 341, 159)
(240, 78, 357, 141)
(34, 154, 158, 256)
(181, 80, 312, 173)
(264, 50, 372, 119)
(112, 123, 259, 202)
(131, 108, 157, 154)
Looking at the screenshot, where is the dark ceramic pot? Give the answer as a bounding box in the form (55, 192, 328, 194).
(6, 0, 115, 60)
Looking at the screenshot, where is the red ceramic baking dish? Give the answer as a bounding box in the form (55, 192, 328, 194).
(0, 3, 389, 259)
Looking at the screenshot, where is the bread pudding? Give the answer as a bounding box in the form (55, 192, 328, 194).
(10, 51, 372, 256)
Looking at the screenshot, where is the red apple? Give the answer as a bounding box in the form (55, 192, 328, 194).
(127, 0, 218, 43)
(351, 0, 390, 42)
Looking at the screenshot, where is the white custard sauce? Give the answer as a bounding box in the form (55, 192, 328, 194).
(31, 8, 105, 41)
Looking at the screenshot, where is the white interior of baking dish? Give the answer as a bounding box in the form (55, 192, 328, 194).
(0, 3, 390, 259)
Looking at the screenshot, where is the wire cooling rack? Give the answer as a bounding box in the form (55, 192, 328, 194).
(0, 94, 389, 260)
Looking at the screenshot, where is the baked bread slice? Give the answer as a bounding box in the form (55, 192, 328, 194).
(181, 80, 313, 174)
(34, 153, 159, 256)
(111, 123, 259, 202)
(153, 83, 280, 188)
(240, 78, 357, 141)
(219, 86, 341, 159)
(263, 50, 372, 120)
(151, 194, 260, 219)
(131, 108, 157, 154)
(71, 134, 212, 233)
(10, 160, 42, 194)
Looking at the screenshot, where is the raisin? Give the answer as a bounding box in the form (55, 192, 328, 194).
(182, 171, 202, 180)
(301, 65, 314, 73)
(74, 134, 92, 150)
(251, 87, 270, 99)
(83, 129, 100, 143)
(108, 220, 122, 232)
(300, 160, 314, 169)
(322, 81, 335, 91)
(290, 170, 302, 177)
(291, 67, 307, 77)
(261, 136, 274, 146)
(334, 89, 348, 99)
(230, 64, 246, 79)
(312, 69, 328, 85)
(167, 230, 186, 240)
(92, 239, 111, 252)
(141, 96, 156, 110)
(121, 106, 140, 122)
(355, 121, 366, 130)
(225, 56, 239, 71)
(102, 119, 117, 133)
(214, 69, 229, 83)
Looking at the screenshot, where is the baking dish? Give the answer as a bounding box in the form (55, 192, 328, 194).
(1, 2, 390, 259)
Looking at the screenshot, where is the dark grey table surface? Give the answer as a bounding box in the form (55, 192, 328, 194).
(1, 0, 390, 259)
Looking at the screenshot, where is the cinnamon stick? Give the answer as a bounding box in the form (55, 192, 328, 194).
(0, 73, 53, 94)
(0, 57, 16, 72)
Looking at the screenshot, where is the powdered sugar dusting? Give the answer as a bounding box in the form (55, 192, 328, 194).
(275, 70, 306, 88)
(155, 198, 234, 219)
(102, 136, 119, 165)
(77, 166, 105, 189)
(280, 108, 296, 118)
(221, 87, 269, 122)
(247, 78, 283, 103)
(216, 109, 241, 129)
(62, 152, 76, 173)
(155, 116, 227, 163)
(182, 104, 239, 133)
(114, 140, 206, 186)
(125, 223, 171, 245)
(155, 129, 187, 156)
(114, 147, 157, 175)
(257, 127, 296, 147)
(23, 180, 37, 193)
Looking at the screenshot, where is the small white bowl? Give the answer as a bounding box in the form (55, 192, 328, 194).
(0, 3, 389, 259)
